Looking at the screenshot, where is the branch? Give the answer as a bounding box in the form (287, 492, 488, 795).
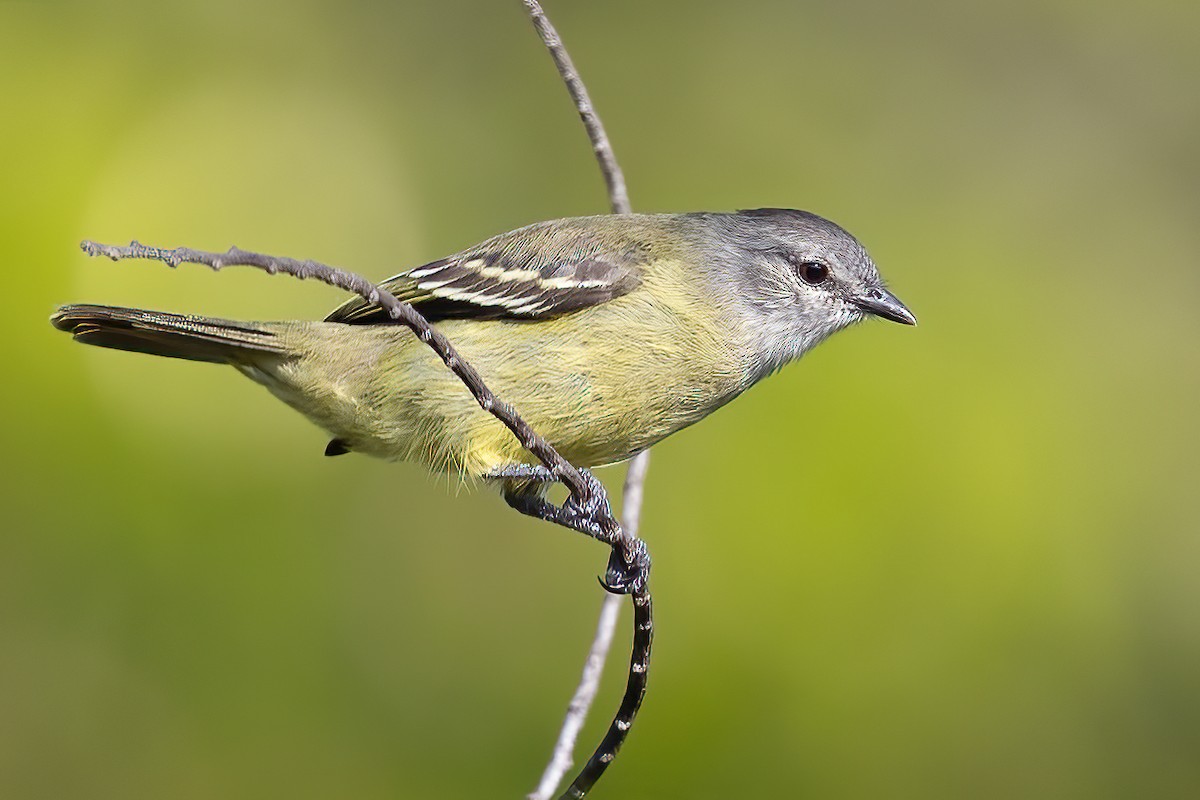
(529, 450, 650, 800)
(78, 240, 595, 500)
(562, 590, 652, 799)
(522, 2, 653, 799)
(522, 0, 630, 216)
(621, 450, 652, 537)
(529, 592, 621, 800)
(550, 455, 653, 800)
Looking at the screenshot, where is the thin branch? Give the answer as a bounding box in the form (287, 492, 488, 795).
(620, 450, 652, 536)
(522, 2, 653, 798)
(559, 589, 653, 799)
(522, 0, 630, 215)
(529, 592, 622, 800)
(528, 450, 650, 800)
(78, 240, 596, 498)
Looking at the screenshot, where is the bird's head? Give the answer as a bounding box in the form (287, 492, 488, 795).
(701, 208, 915, 377)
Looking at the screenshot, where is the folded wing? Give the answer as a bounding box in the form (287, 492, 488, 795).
(326, 219, 647, 324)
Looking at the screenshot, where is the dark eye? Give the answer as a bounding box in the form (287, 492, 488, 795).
(796, 260, 829, 285)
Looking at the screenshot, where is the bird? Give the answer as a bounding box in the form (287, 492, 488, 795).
(52, 209, 914, 494)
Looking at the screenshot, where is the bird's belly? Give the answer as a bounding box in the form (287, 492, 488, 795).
(402, 312, 746, 476)
(262, 306, 748, 478)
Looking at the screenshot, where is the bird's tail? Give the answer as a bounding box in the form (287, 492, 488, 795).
(50, 304, 289, 365)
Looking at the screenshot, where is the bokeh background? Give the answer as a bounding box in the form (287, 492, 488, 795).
(3, 1, 1198, 798)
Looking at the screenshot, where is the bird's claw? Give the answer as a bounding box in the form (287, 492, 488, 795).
(563, 468, 612, 519)
(498, 464, 650, 593)
(560, 470, 616, 545)
(601, 539, 651, 595)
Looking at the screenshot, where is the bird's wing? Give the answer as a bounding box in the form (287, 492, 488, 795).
(325, 219, 648, 324)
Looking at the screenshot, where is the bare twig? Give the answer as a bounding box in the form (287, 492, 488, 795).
(529, 593, 622, 800)
(529, 450, 650, 800)
(559, 589, 652, 799)
(77, 240, 601, 500)
(522, 2, 653, 798)
(552, 460, 653, 799)
(522, 0, 630, 215)
(621, 451, 652, 535)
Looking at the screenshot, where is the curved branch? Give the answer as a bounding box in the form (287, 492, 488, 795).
(529, 450, 651, 800)
(77, 239, 593, 500)
(558, 589, 652, 799)
(522, 0, 631, 215)
(529, 593, 622, 800)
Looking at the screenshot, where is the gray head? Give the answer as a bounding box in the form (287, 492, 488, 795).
(696, 208, 915, 376)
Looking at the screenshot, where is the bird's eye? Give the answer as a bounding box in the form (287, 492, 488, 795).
(795, 260, 829, 285)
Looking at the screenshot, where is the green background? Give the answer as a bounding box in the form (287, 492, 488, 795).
(3, 1, 1198, 798)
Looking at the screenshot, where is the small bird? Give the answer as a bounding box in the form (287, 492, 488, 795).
(52, 209, 914, 488)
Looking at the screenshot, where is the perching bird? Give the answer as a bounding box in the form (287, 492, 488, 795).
(52, 210, 914, 484)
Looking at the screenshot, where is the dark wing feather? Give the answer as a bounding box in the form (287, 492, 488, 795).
(325, 218, 647, 324)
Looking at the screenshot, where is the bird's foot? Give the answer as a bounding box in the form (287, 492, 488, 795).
(602, 538, 651, 595)
(490, 464, 650, 593)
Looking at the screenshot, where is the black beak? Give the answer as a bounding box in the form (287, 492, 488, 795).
(852, 287, 917, 326)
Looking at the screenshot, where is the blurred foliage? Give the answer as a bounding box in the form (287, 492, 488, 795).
(2, 0, 1198, 798)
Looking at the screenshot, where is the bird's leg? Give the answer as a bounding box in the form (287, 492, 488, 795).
(487, 464, 651, 594)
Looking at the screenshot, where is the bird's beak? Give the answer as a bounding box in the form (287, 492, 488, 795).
(852, 287, 917, 325)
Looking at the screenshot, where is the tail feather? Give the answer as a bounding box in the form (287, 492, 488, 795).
(51, 304, 287, 364)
